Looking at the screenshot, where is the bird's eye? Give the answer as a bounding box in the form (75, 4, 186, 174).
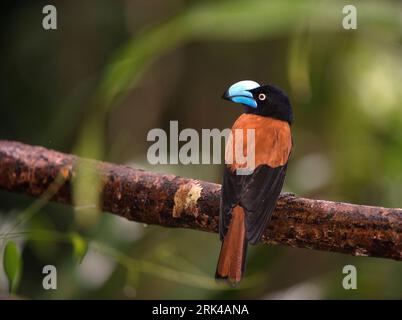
(258, 93, 266, 101)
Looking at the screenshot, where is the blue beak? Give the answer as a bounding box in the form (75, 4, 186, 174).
(222, 80, 260, 108)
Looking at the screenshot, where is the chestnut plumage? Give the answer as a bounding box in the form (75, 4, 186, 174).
(216, 81, 293, 284)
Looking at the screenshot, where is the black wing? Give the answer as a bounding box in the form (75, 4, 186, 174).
(220, 164, 287, 245)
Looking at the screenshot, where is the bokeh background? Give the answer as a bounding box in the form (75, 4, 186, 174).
(1, 0, 401, 299)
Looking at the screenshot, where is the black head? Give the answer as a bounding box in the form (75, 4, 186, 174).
(247, 84, 293, 123)
(222, 80, 293, 124)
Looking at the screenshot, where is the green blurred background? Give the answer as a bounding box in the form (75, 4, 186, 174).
(0, 0, 401, 299)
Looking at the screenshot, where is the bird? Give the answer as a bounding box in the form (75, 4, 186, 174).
(216, 80, 293, 285)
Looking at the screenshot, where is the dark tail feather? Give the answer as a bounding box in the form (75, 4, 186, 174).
(215, 206, 248, 285)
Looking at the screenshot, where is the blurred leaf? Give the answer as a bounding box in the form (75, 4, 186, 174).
(97, 17, 188, 111)
(29, 214, 59, 260)
(71, 233, 88, 264)
(3, 241, 23, 294)
(96, 0, 402, 113)
(73, 160, 102, 228)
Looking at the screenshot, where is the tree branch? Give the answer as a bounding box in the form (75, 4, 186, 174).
(0, 140, 401, 261)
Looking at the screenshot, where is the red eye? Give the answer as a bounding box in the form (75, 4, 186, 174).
(258, 93, 266, 101)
